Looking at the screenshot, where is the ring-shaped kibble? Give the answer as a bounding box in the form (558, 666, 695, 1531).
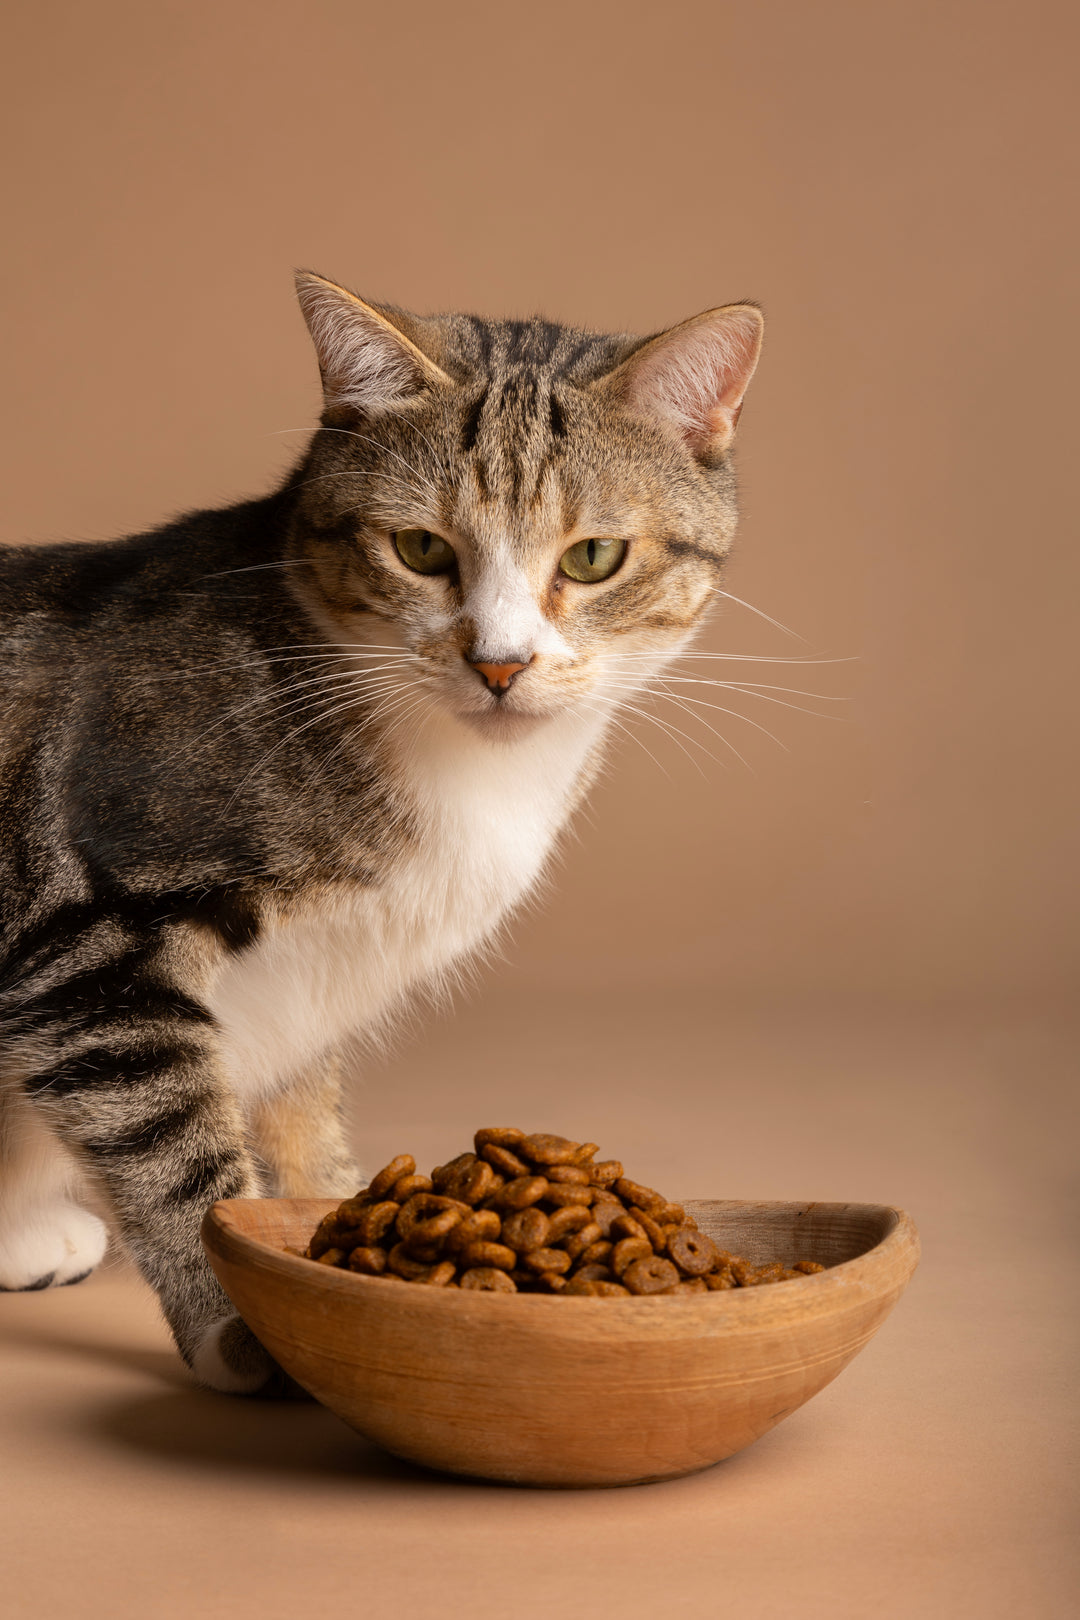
(628, 1206, 667, 1249)
(614, 1178, 664, 1214)
(395, 1193, 462, 1242)
(545, 1164, 591, 1185)
(387, 1243, 433, 1280)
(432, 1151, 476, 1184)
(579, 1240, 613, 1266)
(745, 1262, 788, 1285)
(418, 1260, 457, 1287)
(473, 1127, 526, 1153)
(667, 1227, 719, 1277)
(572, 1263, 615, 1283)
(705, 1269, 737, 1290)
(458, 1240, 516, 1271)
(329, 1226, 370, 1254)
(535, 1272, 568, 1291)
(459, 1267, 518, 1292)
(481, 1142, 530, 1178)
(403, 1207, 464, 1256)
(346, 1246, 388, 1275)
(391, 1173, 434, 1202)
(794, 1260, 825, 1274)
(590, 1199, 628, 1237)
(446, 1209, 502, 1252)
(366, 1155, 416, 1201)
(572, 1142, 600, 1164)
(545, 1205, 593, 1243)
(622, 1256, 680, 1295)
(518, 1133, 581, 1165)
(564, 1276, 628, 1296)
(315, 1247, 347, 1266)
(544, 1183, 594, 1208)
(306, 1228, 334, 1260)
(500, 1206, 551, 1253)
(497, 1175, 549, 1210)
(460, 1161, 499, 1205)
(437, 1157, 497, 1205)
(522, 1247, 572, 1275)
(561, 1222, 603, 1260)
(656, 1202, 690, 1226)
(356, 1201, 401, 1246)
(589, 1160, 623, 1187)
(610, 1213, 648, 1243)
(611, 1237, 653, 1277)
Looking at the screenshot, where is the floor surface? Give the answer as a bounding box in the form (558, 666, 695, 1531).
(3, 992, 1075, 1619)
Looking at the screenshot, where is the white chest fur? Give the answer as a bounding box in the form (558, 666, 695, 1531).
(207, 707, 603, 1098)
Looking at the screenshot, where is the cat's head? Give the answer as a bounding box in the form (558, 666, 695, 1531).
(289, 272, 762, 736)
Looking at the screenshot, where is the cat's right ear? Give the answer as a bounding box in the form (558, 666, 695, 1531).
(295, 271, 452, 413)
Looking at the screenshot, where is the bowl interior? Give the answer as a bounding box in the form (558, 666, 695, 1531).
(212, 1195, 905, 1284)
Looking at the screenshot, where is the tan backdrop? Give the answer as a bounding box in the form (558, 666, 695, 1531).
(3, 0, 1075, 1001)
(1, 5, 1076, 1618)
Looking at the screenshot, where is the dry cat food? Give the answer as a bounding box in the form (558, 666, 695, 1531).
(299, 1130, 825, 1296)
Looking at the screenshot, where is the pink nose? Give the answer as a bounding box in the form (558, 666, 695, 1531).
(470, 659, 530, 691)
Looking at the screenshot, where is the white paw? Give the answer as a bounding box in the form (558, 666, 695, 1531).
(190, 1313, 277, 1394)
(0, 1200, 109, 1290)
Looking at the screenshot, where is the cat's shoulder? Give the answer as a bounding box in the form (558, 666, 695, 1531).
(0, 493, 287, 621)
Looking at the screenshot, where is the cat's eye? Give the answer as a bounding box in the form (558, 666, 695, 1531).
(558, 537, 626, 583)
(393, 529, 456, 575)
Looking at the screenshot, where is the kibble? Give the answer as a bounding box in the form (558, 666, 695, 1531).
(300, 1129, 827, 1296)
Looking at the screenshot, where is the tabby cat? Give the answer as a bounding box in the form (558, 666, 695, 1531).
(0, 273, 762, 1390)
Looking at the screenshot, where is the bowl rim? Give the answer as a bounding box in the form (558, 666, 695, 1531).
(203, 1196, 920, 1329)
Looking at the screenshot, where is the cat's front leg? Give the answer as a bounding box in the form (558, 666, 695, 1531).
(21, 983, 278, 1394)
(0, 1080, 108, 1290)
(249, 1047, 363, 1199)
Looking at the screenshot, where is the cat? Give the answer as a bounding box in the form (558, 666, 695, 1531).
(0, 272, 762, 1391)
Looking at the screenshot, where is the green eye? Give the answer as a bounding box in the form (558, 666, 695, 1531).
(559, 537, 626, 583)
(394, 529, 456, 575)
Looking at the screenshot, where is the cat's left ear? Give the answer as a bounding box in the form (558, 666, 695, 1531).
(295, 270, 452, 412)
(606, 304, 764, 463)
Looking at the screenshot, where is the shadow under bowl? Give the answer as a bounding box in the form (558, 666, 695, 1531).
(202, 1197, 919, 1488)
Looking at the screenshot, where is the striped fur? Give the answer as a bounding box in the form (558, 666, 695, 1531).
(0, 277, 762, 1389)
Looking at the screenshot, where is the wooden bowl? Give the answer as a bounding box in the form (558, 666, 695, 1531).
(202, 1197, 919, 1488)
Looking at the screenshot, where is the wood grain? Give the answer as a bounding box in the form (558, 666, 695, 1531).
(202, 1197, 920, 1487)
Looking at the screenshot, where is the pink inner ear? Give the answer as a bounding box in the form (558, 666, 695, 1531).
(626, 309, 762, 455)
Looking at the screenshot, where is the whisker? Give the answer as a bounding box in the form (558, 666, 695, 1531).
(575, 700, 674, 781)
(222, 682, 415, 817)
(603, 651, 855, 666)
(290, 467, 432, 502)
(232, 674, 413, 738)
(713, 590, 807, 642)
(191, 559, 322, 583)
(661, 683, 847, 723)
(611, 697, 732, 773)
(167, 663, 415, 762)
(661, 676, 849, 703)
(651, 690, 786, 753)
(150, 646, 420, 682)
(600, 679, 781, 758)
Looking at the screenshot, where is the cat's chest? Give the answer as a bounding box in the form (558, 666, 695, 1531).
(207, 714, 597, 1096)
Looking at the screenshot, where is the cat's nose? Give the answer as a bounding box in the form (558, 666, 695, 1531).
(468, 656, 533, 691)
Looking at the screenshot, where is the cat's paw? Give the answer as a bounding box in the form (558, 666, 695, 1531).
(189, 1313, 281, 1395)
(0, 1200, 108, 1291)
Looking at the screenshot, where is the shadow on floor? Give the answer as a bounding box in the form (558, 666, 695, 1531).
(85, 1386, 433, 1485)
(0, 1314, 189, 1388)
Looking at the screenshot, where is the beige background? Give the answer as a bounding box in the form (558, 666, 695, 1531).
(1, 2, 1076, 1617)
